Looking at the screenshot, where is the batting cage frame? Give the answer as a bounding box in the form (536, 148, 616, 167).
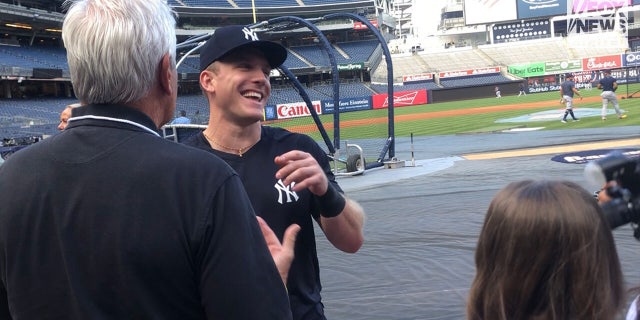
(169, 13, 396, 175)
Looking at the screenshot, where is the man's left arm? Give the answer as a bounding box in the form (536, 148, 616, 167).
(572, 87, 583, 99)
(318, 195, 365, 253)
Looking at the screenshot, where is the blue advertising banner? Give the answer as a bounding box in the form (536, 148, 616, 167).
(610, 68, 640, 84)
(623, 51, 640, 67)
(517, 0, 567, 19)
(264, 105, 278, 121)
(322, 96, 372, 114)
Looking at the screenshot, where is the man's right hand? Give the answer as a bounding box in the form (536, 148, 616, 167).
(257, 216, 300, 286)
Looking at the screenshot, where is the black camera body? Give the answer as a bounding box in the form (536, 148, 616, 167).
(585, 151, 640, 237)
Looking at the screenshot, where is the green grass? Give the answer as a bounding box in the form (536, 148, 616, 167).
(270, 83, 640, 141)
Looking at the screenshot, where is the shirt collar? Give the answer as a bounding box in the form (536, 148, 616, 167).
(67, 104, 162, 137)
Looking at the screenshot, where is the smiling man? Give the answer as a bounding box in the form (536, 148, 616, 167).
(183, 25, 365, 320)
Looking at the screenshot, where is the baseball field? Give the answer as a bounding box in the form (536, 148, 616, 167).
(273, 83, 640, 141)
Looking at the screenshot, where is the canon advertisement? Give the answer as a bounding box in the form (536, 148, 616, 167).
(264, 100, 323, 121)
(264, 98, 372, 121)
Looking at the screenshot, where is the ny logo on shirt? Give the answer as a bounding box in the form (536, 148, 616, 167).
(274, 179, 299, 204)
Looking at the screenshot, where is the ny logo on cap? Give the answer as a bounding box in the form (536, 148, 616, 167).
(242, 27, 259, 41)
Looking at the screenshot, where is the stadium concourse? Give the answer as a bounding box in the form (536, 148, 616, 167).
(319, 124, 640, 320)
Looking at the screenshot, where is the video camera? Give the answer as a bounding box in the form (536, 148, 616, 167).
(585, 151, 640, 239)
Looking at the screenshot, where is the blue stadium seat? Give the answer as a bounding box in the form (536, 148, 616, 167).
(290, 45, 331, 66)
(0, 98, 79, 138)
(301, 0, 359, 5)
(0, 45, 67, 69)
(234, 0, 299, 7)
(335, 40, 378, 62)
(180, 0, 233, 7)
(282, 51, 311, 69)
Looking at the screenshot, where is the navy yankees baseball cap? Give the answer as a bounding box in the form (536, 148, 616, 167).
(199, 25, 287, 71)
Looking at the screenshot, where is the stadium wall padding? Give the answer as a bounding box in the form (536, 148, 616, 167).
(430, 82, 520, 103)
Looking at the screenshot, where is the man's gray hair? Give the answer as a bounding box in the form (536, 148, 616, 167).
(62, 0, 177, 104)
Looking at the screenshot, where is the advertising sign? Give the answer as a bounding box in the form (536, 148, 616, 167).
(572, 0, 631, 13)
(623, 51, 640, 66)
(275, 100, 322, 120)
(568, 0, 630, 37)
(493, 19, 551, 42)
(517, 0, 567, 19)
(545, 60, 583, 73)
(439, 67, 500, 78)
(322, 97, 372, 114)
(609, 68, 640, 83)
(354, 20, 378, 30)
(582, 55, 623, 71)
(508, 63, 545, 77)
(264, 105, 277, 121)
(403, 73, 434, 83)
(372, 90, 427, 109)
(337, 63, 364, 71)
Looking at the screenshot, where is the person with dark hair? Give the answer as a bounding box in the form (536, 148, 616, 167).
(468, 180, 624, 320)
(183, 25, 365, 320)
(597, 69, 627, 120)
(171, 109, 191, 124)
(0, 1, 298, 319)
(560, 74, 582, 123)
(517, 83, 526, 96)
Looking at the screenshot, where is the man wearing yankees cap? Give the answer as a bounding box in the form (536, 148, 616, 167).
(184, 25, 365, 320)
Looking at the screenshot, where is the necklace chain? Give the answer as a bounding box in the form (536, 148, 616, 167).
(202, 132, 258, 157)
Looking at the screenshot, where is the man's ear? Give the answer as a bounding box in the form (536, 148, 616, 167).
(159, 53, 174, 96)
(200, 69, 216, 94)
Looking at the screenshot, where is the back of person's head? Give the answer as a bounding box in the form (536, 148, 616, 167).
(62, 0, 176, 105)
(179, 110, 186, 117)
(467, 180, 624, 320)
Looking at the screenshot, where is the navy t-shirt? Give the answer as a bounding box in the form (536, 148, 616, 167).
(561, 80, 576, 97)
(599, 75, 616, 91)
(185, 125, 341, 320)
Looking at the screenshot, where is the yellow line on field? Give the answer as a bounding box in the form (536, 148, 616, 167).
(463, 138, 640, 160)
